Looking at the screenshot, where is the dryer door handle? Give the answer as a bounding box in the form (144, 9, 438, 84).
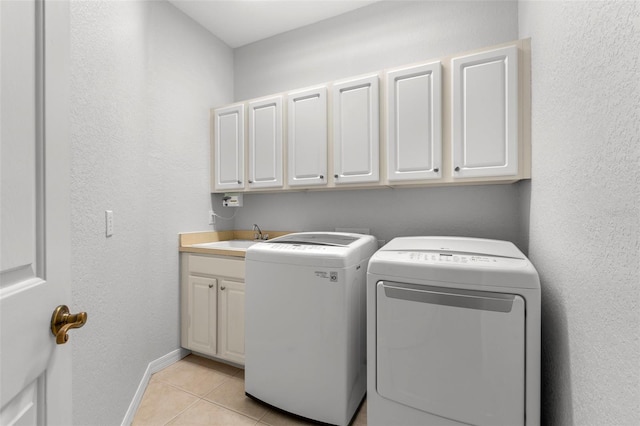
(380, 281, 517, 313)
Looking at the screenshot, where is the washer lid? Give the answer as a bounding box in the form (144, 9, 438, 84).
(246, 232, 378, 267)
(270, 233, 359, 247)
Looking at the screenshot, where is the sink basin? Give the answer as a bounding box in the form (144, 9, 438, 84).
(191, 240, 258, 251)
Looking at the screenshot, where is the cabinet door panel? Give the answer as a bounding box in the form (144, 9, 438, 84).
(214, 105, 244, 190)
(249, 97, 282, 188)
(188, 276, 217, 356)
(387, 62, 442, 181)
(452, 46, 518, 178)
(333, 75, 379, 184)
(218, 280, 245, 365)
(287, 87, 328, 187)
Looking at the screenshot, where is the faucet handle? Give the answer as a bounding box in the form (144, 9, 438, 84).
(263, 234, 269, 240)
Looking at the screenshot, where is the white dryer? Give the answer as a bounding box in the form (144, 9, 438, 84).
(245, 232, 378, 426)
(367, 237, 540, 426)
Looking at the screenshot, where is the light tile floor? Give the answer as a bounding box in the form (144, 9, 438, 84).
(132, 355, 367, 426)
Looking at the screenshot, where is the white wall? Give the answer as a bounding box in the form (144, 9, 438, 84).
(519, 1, 639, 425)
(69, 1, 233, 424)
(230, 0, 526, 249)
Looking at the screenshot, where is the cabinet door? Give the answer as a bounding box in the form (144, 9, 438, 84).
(387, 62, 442, 182)
(287, 86, 328, 187)
(452, 45, 518, 178)
(333, 75, 379, 184)
(218, 280, 245, 365)
(248, 96, 283, 189)
(213, 104, 244, 190)
(187, 275, 217, 356)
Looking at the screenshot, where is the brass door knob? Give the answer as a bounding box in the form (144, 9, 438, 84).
(51, 305, 87, 344)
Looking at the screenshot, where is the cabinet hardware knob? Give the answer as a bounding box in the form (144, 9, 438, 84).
(248, 180, 253, 183)
(319, 175, 324, 179)
(434, 168, 439, 173)
(237, 180, 242, 184)
(221, 286, 226, 290)
(334, 174, 339, 179)
(454, 166, 460, 172)
(209, 284, 214, 288)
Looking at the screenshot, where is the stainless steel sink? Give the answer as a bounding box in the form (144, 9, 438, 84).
(191, 240, 258, 250)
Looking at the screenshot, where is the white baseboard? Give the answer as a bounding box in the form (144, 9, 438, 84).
(121, 348, 191, 426)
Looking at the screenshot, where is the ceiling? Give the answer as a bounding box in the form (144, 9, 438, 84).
(167, 0, 380, 48)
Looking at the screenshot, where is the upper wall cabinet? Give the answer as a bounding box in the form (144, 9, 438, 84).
(386, 62, 442, 182)
(332, 75, 380, 185)
(287, 86, 328, 187)
(451, 45, 518, 178)
(210, 39, 530, 194)
(248, 96, 283, 189)
(213, 104, 244, 191)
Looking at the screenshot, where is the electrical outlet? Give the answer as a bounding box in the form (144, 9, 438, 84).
(105, 210, 114, 237)
(209, 210, 215, 225)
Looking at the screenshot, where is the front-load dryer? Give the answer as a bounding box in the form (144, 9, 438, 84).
(245, 232, 378, 426)
(367, 237, 540, 426)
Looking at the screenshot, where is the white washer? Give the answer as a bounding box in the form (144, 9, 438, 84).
(245, 232, 378, 426)
(367, 237, 540, 426)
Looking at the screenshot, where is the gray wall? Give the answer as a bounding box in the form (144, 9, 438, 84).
(519, 1, 640, 425)
(69, 1, 233, 424)
(230, 0, 526, 249)
(234, 0, 518, 100)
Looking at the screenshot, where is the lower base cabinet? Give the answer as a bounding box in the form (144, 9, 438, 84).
(181, 254, 246, 365)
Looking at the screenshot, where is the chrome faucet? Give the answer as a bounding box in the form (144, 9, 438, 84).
(253, 224, 268, 240)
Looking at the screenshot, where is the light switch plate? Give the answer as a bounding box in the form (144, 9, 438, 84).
(105, 210, 114, 237)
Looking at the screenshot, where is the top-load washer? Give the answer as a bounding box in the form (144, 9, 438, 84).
(367, 237, 540, 426)
(245, 232, 378, 426)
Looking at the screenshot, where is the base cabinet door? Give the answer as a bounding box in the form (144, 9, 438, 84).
(186, 275, 217, 356)
(218, 280, 246, 365)
(451, 45, 519, 178)
(181, 254, 246, 365)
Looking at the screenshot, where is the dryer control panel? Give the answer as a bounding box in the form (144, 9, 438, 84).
(380, 250, 527, 269)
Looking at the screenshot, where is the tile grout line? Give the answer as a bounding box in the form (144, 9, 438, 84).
(161, 397, 200, 426)
(200, 396, 268, 424)
(153, 371, 266, 425)
(151, 371, 237, 399)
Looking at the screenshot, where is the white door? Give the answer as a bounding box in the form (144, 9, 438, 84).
(213, 104, 245, 191)
(248, 96, 283, 189)
(217, 279, 245, 365)
(1, 0, 75, 424)
(451, 45, 519, 178)
(332, 75, 379, 185)
(287, 86, 328, 187)
(386, 62, 442, 182)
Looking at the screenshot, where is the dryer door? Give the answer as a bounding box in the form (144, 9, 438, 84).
(376, 281, 525, 426)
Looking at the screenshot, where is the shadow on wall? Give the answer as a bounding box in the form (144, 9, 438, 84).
(517, 181, 531, 256)
(540, 276, 574, 426)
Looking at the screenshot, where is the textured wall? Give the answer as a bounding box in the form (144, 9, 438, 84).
(519, 1, 640, 425)
(69, 1, 233, 424)
(234, 0, 518, 100)
(229, 0, 526, 249)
